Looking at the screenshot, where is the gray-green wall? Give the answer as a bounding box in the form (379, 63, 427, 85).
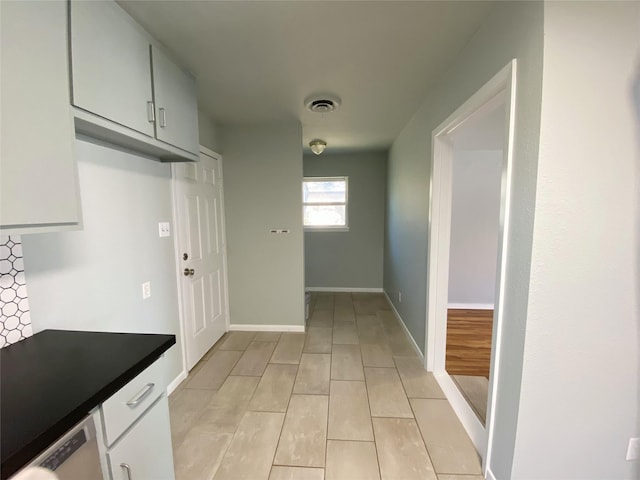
(221, 123, 304, 327)
(384, 2, 543, 478)
(22, 137, 183, 385)
(198, 110, 221, 153)
(304, 151, 387, 290)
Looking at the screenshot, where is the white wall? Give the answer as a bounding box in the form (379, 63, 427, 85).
(448, 149, 502, 307)
(384, 2, 544, 477)
(22, 137, 183, 383)
(512, 2, 640, 478)
(221, 123, 304, 327)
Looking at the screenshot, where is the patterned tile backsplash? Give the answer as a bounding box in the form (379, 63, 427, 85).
(0, 235, 31, 347)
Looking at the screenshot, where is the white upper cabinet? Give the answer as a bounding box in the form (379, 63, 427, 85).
(69, 0, 199, 161)
(70, 1, 155, 137)
(152, 47, 200, 155)
(0, 0, 81, 233)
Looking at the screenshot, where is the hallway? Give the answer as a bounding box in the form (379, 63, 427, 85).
(169, 292, 482, 480)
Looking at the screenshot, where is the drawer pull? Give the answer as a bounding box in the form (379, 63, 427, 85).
(126, 383, 155, 407)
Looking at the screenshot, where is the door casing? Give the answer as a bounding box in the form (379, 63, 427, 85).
(425, 60, 517, 475)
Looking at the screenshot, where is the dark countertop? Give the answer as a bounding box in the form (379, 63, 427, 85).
(1, 329, 176, 479)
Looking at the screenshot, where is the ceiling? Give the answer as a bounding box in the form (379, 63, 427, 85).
(118, 1, 496, 153)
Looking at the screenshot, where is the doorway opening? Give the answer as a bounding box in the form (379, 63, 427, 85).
(425, 60, 517, 474)
(446, 101, 505, 426)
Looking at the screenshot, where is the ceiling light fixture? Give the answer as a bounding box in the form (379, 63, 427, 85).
(309, 139, 327, 155)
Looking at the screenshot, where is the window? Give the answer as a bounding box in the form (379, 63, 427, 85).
(303, 176, 349, 230)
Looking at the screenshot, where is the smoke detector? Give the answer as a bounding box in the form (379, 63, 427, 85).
(305, 94, 341, 113)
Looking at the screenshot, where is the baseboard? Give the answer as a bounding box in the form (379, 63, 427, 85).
(383, 291, 425, 362)
(229, 324, 305, 333)
(485, 467, 497, 480)
(448, 303, 494, 310)
(167, 370, 187, 395)
(305, 287, 383, 293)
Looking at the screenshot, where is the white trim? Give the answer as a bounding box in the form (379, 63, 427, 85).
(383, 291, 425, 362)
(170, 162, 189, 377)
(424, 59, 518, 475)
(434, 371, 486, 453)
(199, 145, 219, 159)
(485, 468, 497, 480)
(229, 324, 305, 333)
(447, 303, 494, 310)
(484, 60, 518, 477)
(304, 227, 350, 233)
(167, 370, 187, 395)
(305, 287, 384, 293)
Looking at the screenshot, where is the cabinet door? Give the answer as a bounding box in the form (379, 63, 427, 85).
(70, 0, 154, 137)
(108, 395, 175, 480)
(0, 0, 80, 230)
(152, 46, 200, 155)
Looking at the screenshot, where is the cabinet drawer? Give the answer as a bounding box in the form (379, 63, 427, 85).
(107, 395, 175, 480)
(100, 357, 165, 446)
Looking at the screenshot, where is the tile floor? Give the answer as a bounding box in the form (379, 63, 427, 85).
(169, 292, 483, 480)
(452, 375, 489, 425)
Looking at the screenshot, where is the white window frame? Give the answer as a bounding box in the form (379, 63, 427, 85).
(303, 176, 349, 232)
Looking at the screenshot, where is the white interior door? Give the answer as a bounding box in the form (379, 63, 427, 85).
(174, 149, 229, 370)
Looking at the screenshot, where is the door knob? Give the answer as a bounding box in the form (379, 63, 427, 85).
(183, 268, 195, 276)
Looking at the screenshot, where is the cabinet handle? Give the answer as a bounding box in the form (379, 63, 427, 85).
(146, 101, 155, 123)
(159, 107, 167, 128)
(121, 463, 132, 480)
(126, 383, 155, 407)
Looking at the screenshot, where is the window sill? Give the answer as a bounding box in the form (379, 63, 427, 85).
(304, 226, 350, 233)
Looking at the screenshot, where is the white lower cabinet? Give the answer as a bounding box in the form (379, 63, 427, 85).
(95, 357, 175, 480)
(107, 395, 175, 480)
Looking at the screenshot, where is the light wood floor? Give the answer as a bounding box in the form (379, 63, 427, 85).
(445, 308, 493, 378)
(168, 293, 483, 480)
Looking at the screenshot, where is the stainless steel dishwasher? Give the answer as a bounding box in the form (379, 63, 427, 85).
(11, 415, 104, 480)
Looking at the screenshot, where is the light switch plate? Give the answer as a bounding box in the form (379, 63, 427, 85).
(158, 222, 171, 237)
(142, 282, 151, 299)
